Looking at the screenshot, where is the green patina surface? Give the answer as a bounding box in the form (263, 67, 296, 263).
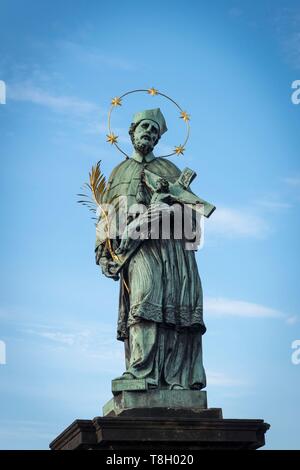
(95, 109, 215, 394)
(103, 389, 208, 417)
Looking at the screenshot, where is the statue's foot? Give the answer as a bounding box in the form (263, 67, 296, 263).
(113, 372, 135, 381)
(170, 384, 185, 390)
(190, 382, 204, 390)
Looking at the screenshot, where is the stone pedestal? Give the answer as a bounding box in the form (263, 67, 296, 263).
(50, 414, 269, 450)
(50, 379, 270, 451)
(50, 389, 270, 450)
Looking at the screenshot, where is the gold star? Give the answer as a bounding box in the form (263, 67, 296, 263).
(180, 111, 190, 122)
(147, 87, 158, 96)
(174, 145, 185, 155)
(106, 133, 118, 145)
(111, 96, 122, 107)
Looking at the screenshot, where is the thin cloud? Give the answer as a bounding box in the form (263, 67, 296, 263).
(281, 31, 300, 70)
(19, 322, 124, 376)
(286, 315, 299, 325)
(24, 328, 90, 346)
(205, 296, 297, 324)
(255, 198, 292, 210)
(23, 326, 94, 348)
(206, 206, 270, 239)
(8, 83, 99, 116)
(284, 176, 300, 187)
(84, 121, 109, 135)
(0, 308, 10, 319)
(85, 121, 130, 144)
(21, 322, 120, 353)
(272, 7, 300, 69)
(0, 420, 55, 446)
(207, 371, 246, 387)
(58, 40, 136, 71)
(258, 201, 292, 210)
(228, 7, 243, 18)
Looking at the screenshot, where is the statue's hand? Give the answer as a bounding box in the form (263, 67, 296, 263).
(99, 258, 120, 281)
(115, 237, 129, 255)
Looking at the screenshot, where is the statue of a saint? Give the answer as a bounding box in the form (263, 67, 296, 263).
(95, 108, 214, 391)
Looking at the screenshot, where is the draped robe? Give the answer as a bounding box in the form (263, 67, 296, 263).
(95, 153, 206, 390)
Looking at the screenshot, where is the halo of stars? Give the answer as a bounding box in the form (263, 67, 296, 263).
(106, 88, 190, 159)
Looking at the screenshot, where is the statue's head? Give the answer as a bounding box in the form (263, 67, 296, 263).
(129, 108, 167, 156)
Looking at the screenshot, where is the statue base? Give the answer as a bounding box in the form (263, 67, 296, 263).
(49, 414, 269, 450)
(50, 379, 270, 451)
(50, 390, 270, 450)
(103, 389, 208, 416)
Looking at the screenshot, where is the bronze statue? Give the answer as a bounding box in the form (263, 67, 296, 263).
(94, 108, 215, 391)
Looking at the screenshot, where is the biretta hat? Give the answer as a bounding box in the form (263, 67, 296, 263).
(132, 108, 167, 136)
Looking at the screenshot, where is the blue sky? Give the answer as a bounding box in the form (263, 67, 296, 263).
(0, 0, 300, 449)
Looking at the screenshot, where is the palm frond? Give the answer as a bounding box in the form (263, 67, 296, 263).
(89, 160, 107, 206)
(77, 161, 107, 216)
(77, 162, 122, 262)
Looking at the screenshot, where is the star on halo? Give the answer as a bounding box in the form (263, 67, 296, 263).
(147, 87, 158, 96)
(174, 145, 185, 155)
(180, 111, 190, 122)
(106, 133, 118, 145)
(111, 97, 122, 107)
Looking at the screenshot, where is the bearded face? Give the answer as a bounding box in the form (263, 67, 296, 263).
(131, 119, 160, 155)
